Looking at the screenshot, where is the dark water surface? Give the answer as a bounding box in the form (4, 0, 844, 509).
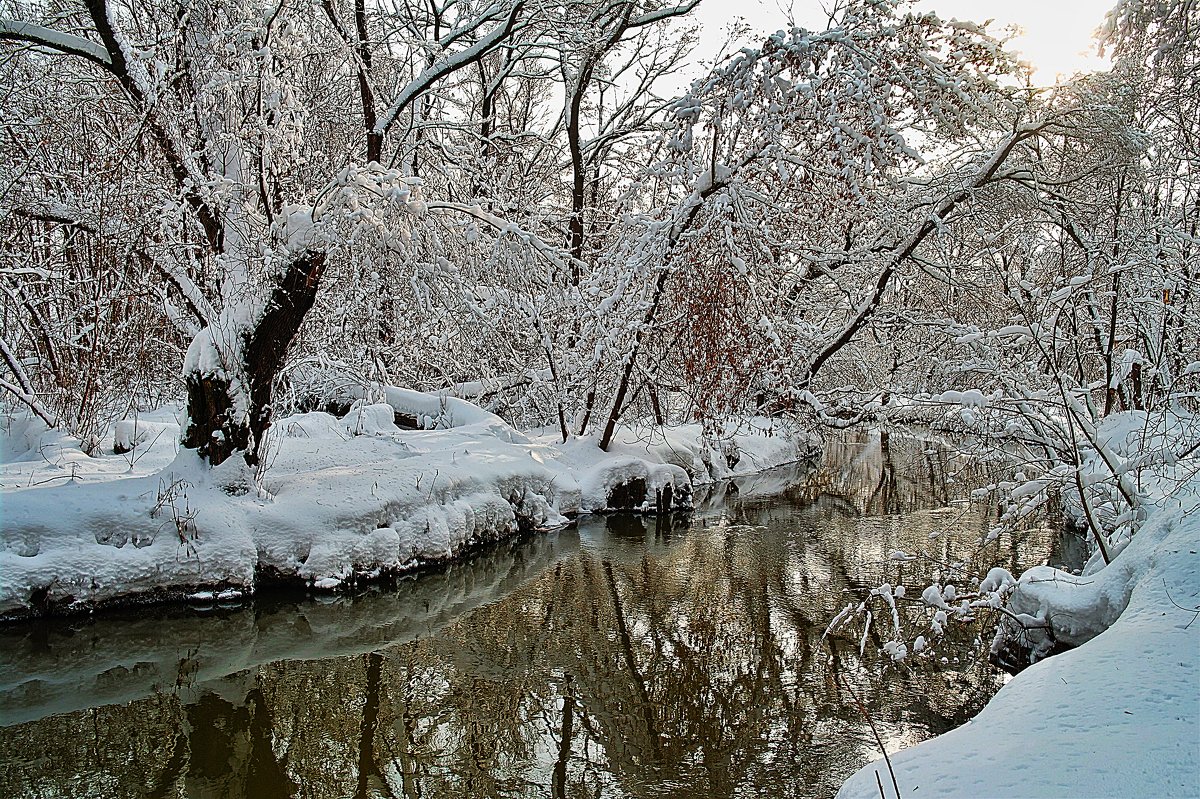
(0, 431, 1067, 798)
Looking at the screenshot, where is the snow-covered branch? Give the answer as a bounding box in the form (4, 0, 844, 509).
(373, 1, 526, 140)
(0, 18, 112, 68)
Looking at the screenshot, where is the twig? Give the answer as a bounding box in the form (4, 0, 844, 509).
(1163, 578, 1200, 630)
(831, 647, 901, 799)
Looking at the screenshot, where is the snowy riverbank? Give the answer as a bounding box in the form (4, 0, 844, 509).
(838, 475, 1200, 797)
(0, 392, 813, 618)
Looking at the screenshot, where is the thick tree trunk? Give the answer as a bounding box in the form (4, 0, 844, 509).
(182, 369, 250, 466)
(182, 250, 327, 466)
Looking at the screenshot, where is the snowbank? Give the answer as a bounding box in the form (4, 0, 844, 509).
(580, 415, 815, 482)
(837, 488, 1200, 798)
(0, 527, 578, 726)
(0, 396, 813, 617)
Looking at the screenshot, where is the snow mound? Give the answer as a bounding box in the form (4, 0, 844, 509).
(1, 414, 59, 463)
(342, 402, 400, 437)
(383, 385, 525, 440)
(113, 418, 177, 454)
(1, 407, 182, 488)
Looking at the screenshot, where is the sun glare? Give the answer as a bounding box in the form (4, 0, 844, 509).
(918, 0, 1113, 83)
(692, 0, 1115, 85)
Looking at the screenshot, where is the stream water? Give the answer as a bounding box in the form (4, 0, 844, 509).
(0, 430, 1078, 798)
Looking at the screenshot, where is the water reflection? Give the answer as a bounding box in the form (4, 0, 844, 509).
(0, 431, 1055, 798)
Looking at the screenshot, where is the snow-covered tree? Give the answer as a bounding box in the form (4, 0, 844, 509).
(1, 0, 529, 467)
(824, 1, 1200, 669)
(581, 0, 1026, 448)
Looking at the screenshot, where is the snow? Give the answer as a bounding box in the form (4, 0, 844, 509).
(113, 417, 176, 455)
(0, 19, 112, 66)
(1, 408, 182, 481)
(0, 394, 814, 616)
(383, 386, 513, 432)
(838, 468, 1200, 798)
(929, 388, 997, 407)
(0, 526, 577, 727)
(276, 203, 318, 253)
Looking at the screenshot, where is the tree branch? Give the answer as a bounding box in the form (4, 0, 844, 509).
(0, 18, 112, 69)
(373, 1, 525, 141)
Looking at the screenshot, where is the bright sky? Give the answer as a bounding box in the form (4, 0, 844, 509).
(688, 0, 1114, 85)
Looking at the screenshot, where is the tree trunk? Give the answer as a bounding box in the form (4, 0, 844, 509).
(182, 250, 327, 466)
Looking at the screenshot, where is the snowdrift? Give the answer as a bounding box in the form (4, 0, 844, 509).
(0, 393, 812, 617)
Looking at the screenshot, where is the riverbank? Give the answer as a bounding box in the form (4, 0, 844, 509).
(0, 392, 813, 618)
(1, 437, 1031, 798)
(838, 474, 1200, 798)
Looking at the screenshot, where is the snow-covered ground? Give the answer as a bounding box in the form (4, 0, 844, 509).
(0, 393, 812, 617)
(838, 415, 1200, 799)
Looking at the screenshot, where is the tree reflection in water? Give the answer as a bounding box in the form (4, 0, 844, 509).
(0, 431, 1057, 798)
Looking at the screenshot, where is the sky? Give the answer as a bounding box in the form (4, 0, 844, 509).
(687, 0, 1115, 85)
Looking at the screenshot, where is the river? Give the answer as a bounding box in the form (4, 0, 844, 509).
(0, 430, 1078, 798)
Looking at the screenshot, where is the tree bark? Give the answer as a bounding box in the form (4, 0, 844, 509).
(182, 250, 326, 466)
